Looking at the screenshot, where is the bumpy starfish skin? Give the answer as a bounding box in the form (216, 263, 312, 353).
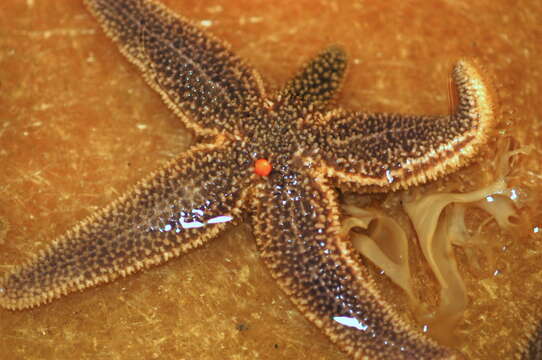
(523, 320, 542, 360)
(0, 0, 496, 359)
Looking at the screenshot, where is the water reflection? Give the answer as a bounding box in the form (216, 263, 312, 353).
(333, 316, 369, 331)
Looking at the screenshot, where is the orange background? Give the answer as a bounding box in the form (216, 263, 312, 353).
(0, 1, 541, 359)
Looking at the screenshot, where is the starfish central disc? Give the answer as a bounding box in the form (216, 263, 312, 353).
(254, 158, 272, 176)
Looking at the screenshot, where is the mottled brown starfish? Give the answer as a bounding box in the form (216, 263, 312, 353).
(0, 0, 495, 359)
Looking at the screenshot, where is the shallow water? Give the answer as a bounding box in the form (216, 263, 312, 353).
(0, 1, 540, 359)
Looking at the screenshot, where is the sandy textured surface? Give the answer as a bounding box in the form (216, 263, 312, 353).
(1, 1, 541, 359)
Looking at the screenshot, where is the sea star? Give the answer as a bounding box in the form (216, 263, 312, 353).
(0, 0, 495, 359)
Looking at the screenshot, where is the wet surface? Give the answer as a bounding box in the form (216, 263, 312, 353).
(0, 1, 541, 359)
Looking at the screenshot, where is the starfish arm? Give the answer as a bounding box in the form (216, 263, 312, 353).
(279, 46, 347, 112)
(522, 320, 542, 360)
(84, 0, 266, 135)
(0, 138, 254, 310)
(251, 165, 459, 359)
(309, 59, 495, 191)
